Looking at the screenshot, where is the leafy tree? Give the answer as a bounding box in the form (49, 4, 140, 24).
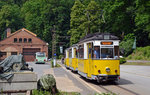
(69, 0, 102, 45)
(80, 0, 102, 34)
(22, 0, 74, 57)
(135, 0, 150, 46)
(120, 33, 135, 56)
(120, 39, 134, 56)
(0, 4, 23, 39)
(102, 0, 135, 39)
(68, 0, 85, 45)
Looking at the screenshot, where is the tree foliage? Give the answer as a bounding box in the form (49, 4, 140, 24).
(68, 0, 101, 45)
(0, 0, 150, 57)
(135, 0, 150, 46)
(68, 0, 85, 45)
(0, 4, 22, 39)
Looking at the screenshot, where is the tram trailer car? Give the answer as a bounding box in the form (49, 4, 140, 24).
(65, 48, 69, 69)
(65, 45, 78, 71)
(77, 33, 120, 82)
(68, 45, 78, 71)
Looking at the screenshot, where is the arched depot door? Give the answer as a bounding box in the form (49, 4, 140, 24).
(23, 48, 40, 62)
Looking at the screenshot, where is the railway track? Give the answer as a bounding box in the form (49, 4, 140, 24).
(79, 76, 139, 95)
(98, 84, 139, 95)
(59, 62, 139, 95)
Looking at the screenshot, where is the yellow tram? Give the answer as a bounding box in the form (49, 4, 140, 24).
(65, 33, 120, 82)
(65, 48, 69, 68)
(65, 45, 78, 71)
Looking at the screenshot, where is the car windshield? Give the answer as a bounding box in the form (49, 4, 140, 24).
(36, 52, 45, 57)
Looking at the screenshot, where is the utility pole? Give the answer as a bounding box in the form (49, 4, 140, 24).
(52, 25, 56, 58)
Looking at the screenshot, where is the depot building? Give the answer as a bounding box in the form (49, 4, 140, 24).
(0, 28, 48, 62)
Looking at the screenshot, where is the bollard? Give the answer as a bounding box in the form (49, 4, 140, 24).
(53, 58, 56, 67)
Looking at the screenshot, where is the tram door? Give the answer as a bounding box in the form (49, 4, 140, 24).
(87, 43, 92, 77)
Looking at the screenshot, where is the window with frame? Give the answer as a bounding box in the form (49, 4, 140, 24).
(14, 38, 17, 43)
(101, 48, 114, 58)
(69, 49, 72, 58)
(19, 38, 22, 43)
(79, 45, 84, 58)
(76, 49, 78, 58)
(11, 52, 17, 55)
(93, 46, 100, 59)
(28, 38, 32, 43)
(24, 38, 27, 43)
(114, 46, 119, 59)
(0, 52, 6, 57)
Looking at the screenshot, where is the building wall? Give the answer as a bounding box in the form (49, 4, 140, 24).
(0, 29, 48, 62)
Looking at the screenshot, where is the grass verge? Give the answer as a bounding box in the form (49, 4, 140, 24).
(126, 46, 150, 60)
(50, 60, 61, 68)
(32, 90, 80, 95)
(32, 89, 118, 95)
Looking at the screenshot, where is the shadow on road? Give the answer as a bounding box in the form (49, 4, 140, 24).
(29, 62, 51, 65)
(79, 76, 133, 86)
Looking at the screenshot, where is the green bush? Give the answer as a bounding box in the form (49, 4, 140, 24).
(51, 59, 61, 68)
(32, 89, 51, 95)
(58, 55, 64, 59)
(120, 57, 126, 64)
(51, 59, 54, 68)
(120, 39, 134, 57)
(127, 46, 150, 60)
(32, 89, 80, 95)
(120, 33, 135, 57)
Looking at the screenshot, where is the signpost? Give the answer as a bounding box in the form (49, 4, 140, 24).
(60, 46, 63, 54)
(53, 53, 56, 67)
(132, 37, 136, 49)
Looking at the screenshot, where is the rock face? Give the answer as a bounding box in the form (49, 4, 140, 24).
(37, 74, 58, 94)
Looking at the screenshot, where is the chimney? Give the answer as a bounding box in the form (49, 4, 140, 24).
(7, 28, 11, 37)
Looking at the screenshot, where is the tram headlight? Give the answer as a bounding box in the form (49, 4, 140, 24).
(106, 67, 110, 72)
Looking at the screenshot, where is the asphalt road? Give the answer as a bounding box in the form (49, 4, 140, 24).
(28, 62, 150, 95)
(28, 62, 51, 79)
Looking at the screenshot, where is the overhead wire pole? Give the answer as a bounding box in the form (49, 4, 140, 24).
(52, 26, 70, 56)
(52, 25, 56, 59)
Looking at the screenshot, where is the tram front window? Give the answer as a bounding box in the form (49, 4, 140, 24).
(101, 48, 113, 58)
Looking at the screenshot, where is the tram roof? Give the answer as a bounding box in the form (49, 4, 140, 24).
(79, 33, 119, 44)
(65, 44, 78, 50)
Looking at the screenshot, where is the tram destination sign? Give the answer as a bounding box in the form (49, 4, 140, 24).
(101, 42, 113, 45)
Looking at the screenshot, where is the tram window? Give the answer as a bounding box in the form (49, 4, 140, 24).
(79, 45, 84, 58)
(101, 48, 113, 58)
(114, 46, 119, 56)
(76, 49, 78, 58)
(93, 46, 100, 59)
(114, 46, 119, 59)
(69, 49, 72, 58)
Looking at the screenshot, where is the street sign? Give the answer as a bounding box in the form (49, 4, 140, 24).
(54, 53, 56, 56)
(132, 37, 136, 49)
(60, 46, 63, 53)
